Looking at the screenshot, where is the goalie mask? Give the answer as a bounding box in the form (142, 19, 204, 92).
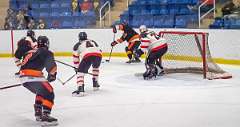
(37, 36, 49, 49)
(139, 25, 147, 33)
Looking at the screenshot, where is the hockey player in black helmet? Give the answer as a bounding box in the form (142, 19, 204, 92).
(19, 35, 58, 126)
(26, 29, 37, 49)
(72, 32, 102, 96)
(111, 23, 142, 63)
(37, 36, 49, 49)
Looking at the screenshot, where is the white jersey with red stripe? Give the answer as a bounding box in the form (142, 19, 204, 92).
(140, 31, 167, 54)
(73, 39, 102, 68)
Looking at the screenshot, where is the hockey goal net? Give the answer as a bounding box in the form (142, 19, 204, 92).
(159, 31, 232, 80)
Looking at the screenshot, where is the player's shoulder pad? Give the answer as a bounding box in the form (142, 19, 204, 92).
(73, 42, 81, 51)
(90, 39, 99, 47)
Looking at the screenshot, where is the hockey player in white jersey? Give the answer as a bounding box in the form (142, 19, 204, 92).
(137, 25, 168, 80)
(72, 32, 102, 96)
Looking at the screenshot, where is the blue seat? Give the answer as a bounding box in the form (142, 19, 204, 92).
(72, 12, 82, 16)
(31, 3, 39, 9)
(159, 6, 168, 15)
(39, 3, 50, 8)
(61, 2, 71, 8)
(179, 6, 191, 15)
(168, 5, 179, 14)
(132, 15, 145, 27)
(209, 17, 223, 29)
(143, 15, 153, 27)
(30, 11, 39, 18)
(51, 2, 60, 8)
(51, 11, 60, 17)
(175, 16, 187, 28)
(74, 17, 87, 28)
(228, 18, 240, 29)
(39, 9, 51, 18)
(62, 19, 73, 28)
(61, 11, 72, 17)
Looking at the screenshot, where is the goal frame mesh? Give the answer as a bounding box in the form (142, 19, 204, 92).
(159, 31, 232, 80)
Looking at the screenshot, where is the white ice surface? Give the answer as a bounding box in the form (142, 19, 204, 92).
(0, 57, 240, 127)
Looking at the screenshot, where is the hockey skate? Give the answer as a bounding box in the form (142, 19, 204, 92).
(72, 85, 85, 97)
(126, 59, 132, 63)
(34, 104, 42, 122)
(155, 66, 165, 76)
(41, 113, 58, 127)
(132, 57, 141, 63)
(93, 80, 100, 91)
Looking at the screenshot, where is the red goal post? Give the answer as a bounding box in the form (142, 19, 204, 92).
(159, 31, 232, 80)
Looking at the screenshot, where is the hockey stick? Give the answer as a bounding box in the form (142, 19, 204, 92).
(106, 33, 115, 62)
(0, 83, 21, 90)
(55, 60, 94, 75)
(57, 73, 76, 85)
(106, 46, 113, 62)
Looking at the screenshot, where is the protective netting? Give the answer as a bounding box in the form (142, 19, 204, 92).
(159, 31, 232, 79)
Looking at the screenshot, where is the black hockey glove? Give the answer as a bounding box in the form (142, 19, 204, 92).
(111, 41, 118, 47)
(47, 72, 57, 82)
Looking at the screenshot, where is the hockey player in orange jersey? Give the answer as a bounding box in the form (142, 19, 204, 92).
(18, 36, 58, 126)
(111, 22, 142, 63)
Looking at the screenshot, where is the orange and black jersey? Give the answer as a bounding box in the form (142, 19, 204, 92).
(117, 24, 140, 43)
(20, 48, 57, 77)
(14, 37, 33, 60)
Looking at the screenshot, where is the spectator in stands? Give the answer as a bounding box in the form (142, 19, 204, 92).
(52, 20, 60, 29)
(80, 0, 93, 14)
(4, 9, 17, 30)
(27, 19, 35, 29)
(17, 19, 26, 29)
(222, 0, 240, 18)
(37, 19, 46, 29)
(72, 0, 79, 12)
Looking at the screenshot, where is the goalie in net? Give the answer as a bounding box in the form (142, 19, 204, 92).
(158, 31, 232, 80)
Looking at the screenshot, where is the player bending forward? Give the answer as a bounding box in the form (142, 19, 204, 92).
(138, 25, 168, 80)
(72, 32, 102, 96)
(17, 36, 58, 126)
(111, 23, 142, 63)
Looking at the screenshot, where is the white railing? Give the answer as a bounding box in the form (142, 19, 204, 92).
(198, 0, 216, 28)
(99, 1, 111, 28)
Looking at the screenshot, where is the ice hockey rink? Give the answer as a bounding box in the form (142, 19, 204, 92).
(0, 57, 240, 127)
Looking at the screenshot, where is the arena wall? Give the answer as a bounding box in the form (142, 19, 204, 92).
(0, 29, 239, 65)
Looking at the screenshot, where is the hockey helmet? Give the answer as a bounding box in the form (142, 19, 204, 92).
(37, 36, 49, 49)
(79, 32, 87, 41)
(27, 30, 35, 38)
(139, 25, 147, 33)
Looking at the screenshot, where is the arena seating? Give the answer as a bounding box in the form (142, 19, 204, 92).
(120, 0, 199, 28)
(9, 0, 96, 29)
(209, 17, 240, 29)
